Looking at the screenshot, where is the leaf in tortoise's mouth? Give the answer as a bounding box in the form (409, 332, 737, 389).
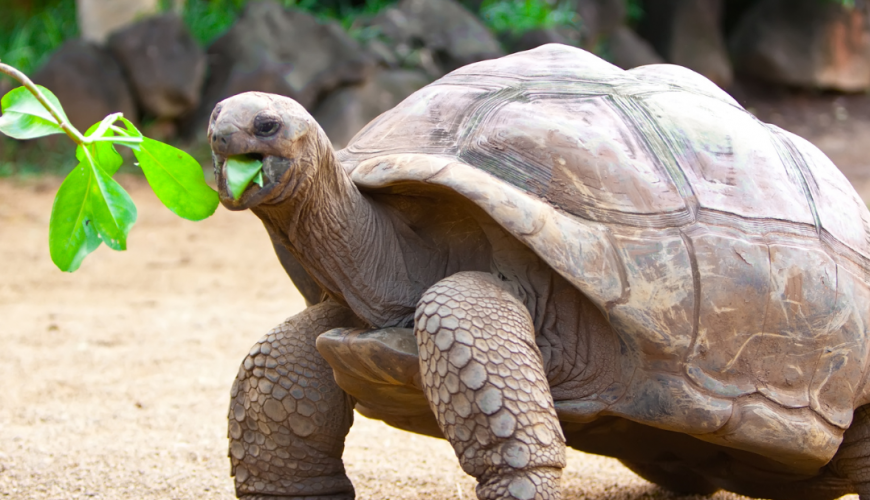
(226, 155, 265, 200)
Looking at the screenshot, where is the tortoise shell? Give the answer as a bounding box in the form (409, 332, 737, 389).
(335, 44, 870, 470)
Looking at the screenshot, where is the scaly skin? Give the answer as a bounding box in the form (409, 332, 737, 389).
(229, 300, 361, 499)
(415, 272, 566, 500)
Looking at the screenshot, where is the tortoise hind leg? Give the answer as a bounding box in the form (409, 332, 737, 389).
(229, 300, 362, 499)
(831, 405, 870, 499)
(415, 272, 566, 500)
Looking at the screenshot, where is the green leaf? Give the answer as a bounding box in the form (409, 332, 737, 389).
(253, 170, 264, 188)
(48, 159, 137, 271)
(226, 156, 264, 200)
(133, 137, 219, 221)
(49, 163, 103, 272)
(116, 116, 143, 142)
(0, 85, 69, 140)
(86, 160, 137, 251)
(77, 122, 123, 176)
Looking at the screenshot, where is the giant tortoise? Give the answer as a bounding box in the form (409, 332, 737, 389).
(208, 44, 870, 500)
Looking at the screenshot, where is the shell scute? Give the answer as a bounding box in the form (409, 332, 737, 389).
(778, 128, 870, 264)
(626, 64, 740, 107)
(605, 371, 733, 434)
(607, 230, 695, 371)
(686, 233, 770, 398)
(460, 95, 689, 226)
(346, 84, 489, 157)
(807, 266, 870, 429)
(640, 91, 816, 226)
(697, 396, 842, 473)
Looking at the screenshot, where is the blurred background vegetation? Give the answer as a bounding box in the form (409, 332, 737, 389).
(8, 0, 611, 75)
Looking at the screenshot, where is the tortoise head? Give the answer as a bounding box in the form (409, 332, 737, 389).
(208, 92, 326, 210)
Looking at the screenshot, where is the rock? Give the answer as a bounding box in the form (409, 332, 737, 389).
(369, 0, 504, 76)
(108, 14, 206, 120)
(204, 1, 374, 110)
(364, 39, 401, 69)
(181, 0, 374, 140)
(313, 69, 430, 149)
(576, 0, 627, 43)
(637, 0, 733, 88)
(505, 29, 572, 54)
(32, 39, 137, 132)
(76, 0, 160, 44)
(604, 26, 665, 69)
(730, 0, 870, 92)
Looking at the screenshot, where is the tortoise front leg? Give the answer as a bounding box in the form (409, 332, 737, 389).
(229, 300, 362, 499)
(415, 272, 566, 500)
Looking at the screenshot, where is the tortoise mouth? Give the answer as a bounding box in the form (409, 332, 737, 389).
(215, 154, 293, 210)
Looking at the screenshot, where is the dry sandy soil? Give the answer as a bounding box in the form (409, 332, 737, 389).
(2, 93, 869, 500)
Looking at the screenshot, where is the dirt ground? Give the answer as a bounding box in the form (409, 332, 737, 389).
(2, 90, 869, 500)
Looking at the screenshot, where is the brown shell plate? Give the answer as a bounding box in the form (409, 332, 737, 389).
(336, 44, 870, 469)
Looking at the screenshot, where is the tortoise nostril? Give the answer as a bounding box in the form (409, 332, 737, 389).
(211, 134, 216, 142)
(220, 137, 228, 145)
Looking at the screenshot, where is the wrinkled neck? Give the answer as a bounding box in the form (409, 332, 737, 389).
(254, 137, 419, 327)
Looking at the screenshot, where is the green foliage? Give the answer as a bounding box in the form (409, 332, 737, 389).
(178, 0, 249, 45)
(0, 85, 68, 139)
(625, 0, 643, 24)
(178, 0, 396, 45)
(225, 156, 264, 200)
(480, 0, 578, 35)
(0, 0, 78, 76)
(0, 69, 219, 272)
(134, 136, 221, 221)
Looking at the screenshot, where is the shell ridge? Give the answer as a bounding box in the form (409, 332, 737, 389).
(610, 75, 744, 112)
(608, 94, 699, 221)
(678, 230, 702, 370)
(767, 124, 823, 234)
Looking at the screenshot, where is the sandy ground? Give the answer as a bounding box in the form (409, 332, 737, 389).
(4, 95, 870, 500)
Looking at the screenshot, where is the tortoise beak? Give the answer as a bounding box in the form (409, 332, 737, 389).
(214, 154, 295, 210)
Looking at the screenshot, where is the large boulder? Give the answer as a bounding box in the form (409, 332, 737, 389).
(108, 14, 206, 120)
(368, 0, 504, 76)
(730, 0, 870, 92)
(202, 1, 374, 111)
(76, 0, 160, 44)
(637, 0, 733, 88)
(576, 0, 627, 44)
(313, 69, 430, 149)
(182, 0, 375, 139)
(32, 39, 138, 132)
(604, 25, 665, 69)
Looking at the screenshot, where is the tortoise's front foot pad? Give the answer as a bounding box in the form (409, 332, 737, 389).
(416, 271, 566, 500)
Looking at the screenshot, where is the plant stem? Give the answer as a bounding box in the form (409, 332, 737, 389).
(0, 60, 86, 144)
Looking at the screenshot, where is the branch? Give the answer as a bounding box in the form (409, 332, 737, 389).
(0, 60, 86, 144)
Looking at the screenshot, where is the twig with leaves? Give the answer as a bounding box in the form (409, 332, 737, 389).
(0, 60, 219, 272)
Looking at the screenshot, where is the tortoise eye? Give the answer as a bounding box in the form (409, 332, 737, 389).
(253, 115, 280, 137)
